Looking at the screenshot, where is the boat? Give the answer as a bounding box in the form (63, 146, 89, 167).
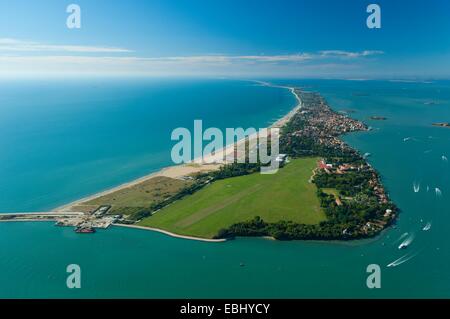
(75, 226, 96, 234)
(435, 188, 442, 197)
(398, 233, 415, 249)
(423, 222, 432, 231)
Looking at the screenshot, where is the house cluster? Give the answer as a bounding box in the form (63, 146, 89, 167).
(283, 89, 397, 238)
(369, 172, 389, 204)
(318, 160, 333, 174)
(291, 91, 367, 151)
(317, 158, 389, 206)
(318, 160, 366, 175)
(299, 90, 395, 224)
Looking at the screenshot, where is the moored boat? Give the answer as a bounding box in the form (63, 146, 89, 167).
(75, 226, 96, 234)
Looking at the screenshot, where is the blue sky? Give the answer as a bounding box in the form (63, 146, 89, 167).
(0, 0, 449, 78)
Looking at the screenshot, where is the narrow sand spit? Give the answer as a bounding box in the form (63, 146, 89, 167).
(55, 85, 302, 213)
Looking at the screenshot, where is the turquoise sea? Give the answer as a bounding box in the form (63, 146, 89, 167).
(0, 78, 449, 298)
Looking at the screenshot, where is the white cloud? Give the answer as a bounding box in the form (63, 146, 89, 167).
(0, 39, 385, 77)
(319, 50, 384, 58)
(233, 54, 313, 62)
(133, 51, 376, 64)
(0, 39, 382, 60)
(0, 38, 132, 53)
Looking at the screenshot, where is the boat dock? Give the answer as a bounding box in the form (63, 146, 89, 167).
(0, 207, 121, 234)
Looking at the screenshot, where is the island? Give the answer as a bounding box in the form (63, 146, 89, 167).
(3, 88, 397, 241)
(213, 90, 397, 240)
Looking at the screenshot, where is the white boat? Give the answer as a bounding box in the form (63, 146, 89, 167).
(423, 222, 432, 231)
(398, 234, 414, 249)
(413, 182, 420, 193)
(387, 253, 417, 268)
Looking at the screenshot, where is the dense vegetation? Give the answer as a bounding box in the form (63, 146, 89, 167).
(216, 216, 352, 240)
(215, 99, 397, 240)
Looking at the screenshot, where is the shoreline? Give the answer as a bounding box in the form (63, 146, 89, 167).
(55, 83, 303, 213)
(3, 84, 393, 243)
(113, 224, 227, 242)
(53, 164, 222, 212)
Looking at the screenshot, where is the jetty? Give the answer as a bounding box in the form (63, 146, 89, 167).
(0, 206, 120, 233)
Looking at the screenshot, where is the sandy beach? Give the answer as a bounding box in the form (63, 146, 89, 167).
(55, 85, 302, 213)
(54, 163, 222, 212)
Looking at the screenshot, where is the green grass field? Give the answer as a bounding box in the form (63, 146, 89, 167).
(84, 176, 192, 215)
(138, 157, 326, 238)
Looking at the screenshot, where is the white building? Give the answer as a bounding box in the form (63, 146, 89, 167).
(275, 154, 288, 163)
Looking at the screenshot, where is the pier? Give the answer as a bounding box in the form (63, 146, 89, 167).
(0, 207, 120, 233)
(0, 212, 84, 221)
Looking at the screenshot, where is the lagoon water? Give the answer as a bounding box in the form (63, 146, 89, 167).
(0, 78, 449, 298)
